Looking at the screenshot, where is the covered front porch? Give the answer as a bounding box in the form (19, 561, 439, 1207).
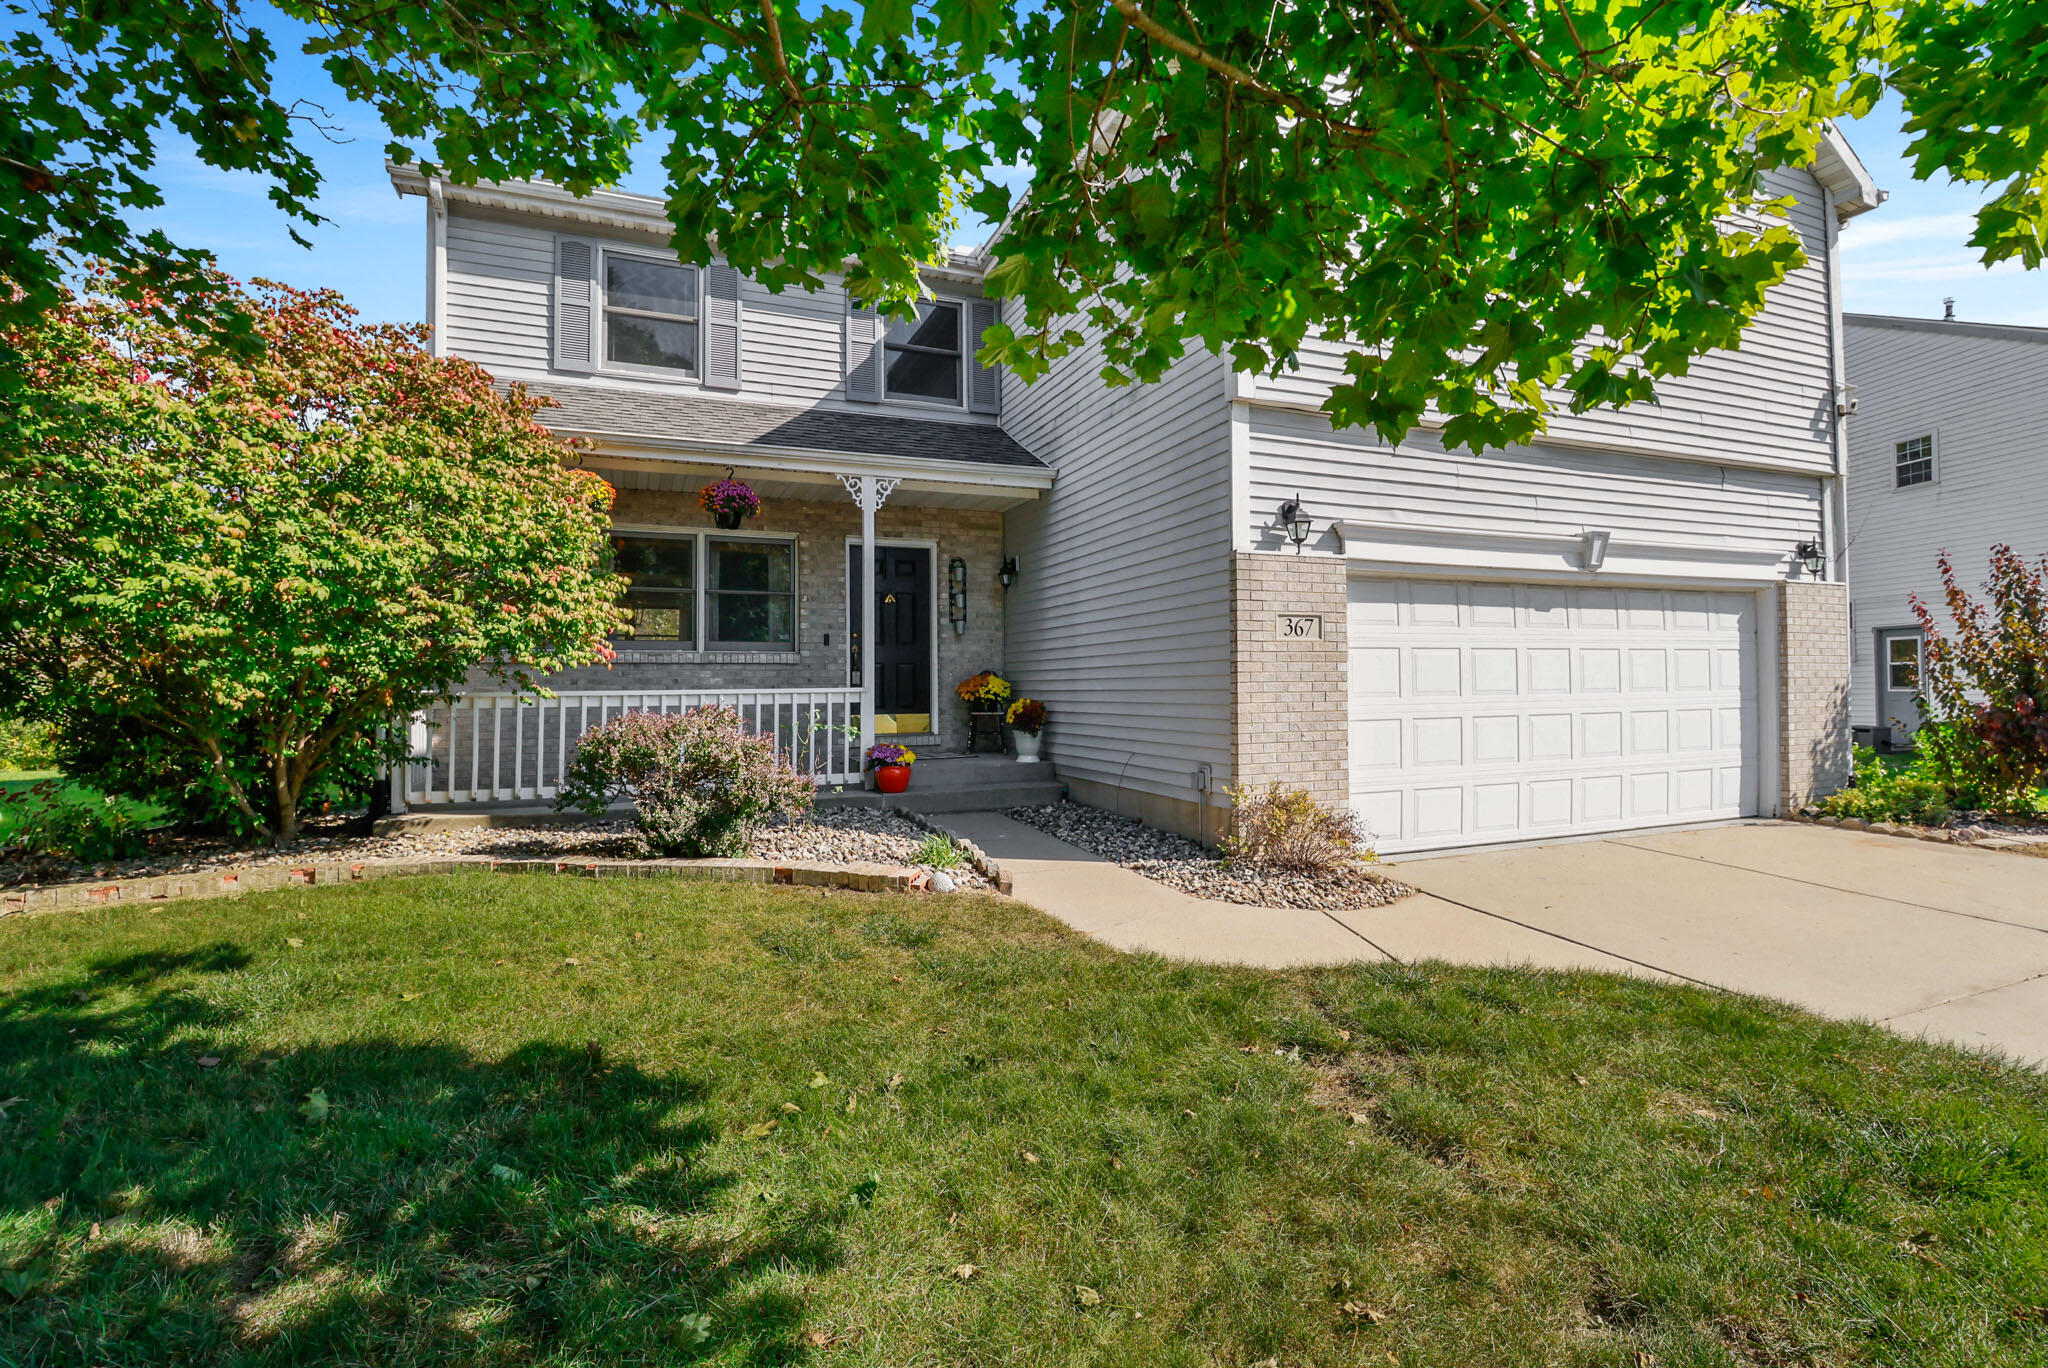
(393, 423, 1052, 811)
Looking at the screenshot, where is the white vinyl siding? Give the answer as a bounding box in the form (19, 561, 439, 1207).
(1244, 167, 1839, 475)
(1844, 320, 2048, 729)
(1001, 325, 1235, 812)
(438, 204, 1002, 424)
(1242, 407, 1824, 567)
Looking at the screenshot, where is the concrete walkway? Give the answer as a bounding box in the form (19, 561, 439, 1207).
(943, 813, 2048, 1065)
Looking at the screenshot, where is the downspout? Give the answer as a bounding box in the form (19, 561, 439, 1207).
(425, 178, 448, 356)
(1820, 185, 1851, 586)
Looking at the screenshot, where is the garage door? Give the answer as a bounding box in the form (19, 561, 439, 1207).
(1348, 578, 1759, 854)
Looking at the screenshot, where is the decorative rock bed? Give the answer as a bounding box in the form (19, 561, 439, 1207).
(1005, 801, 1412, 911)
(1794, 808, 2048, 856)
(2, 807, 994, 913)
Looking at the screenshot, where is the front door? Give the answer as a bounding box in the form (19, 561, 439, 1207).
(1878, 629, 1924, 749)
(849, 545, 932, 735)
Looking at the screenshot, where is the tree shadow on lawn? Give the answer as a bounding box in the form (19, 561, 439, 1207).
(0, 942, 841, 1366)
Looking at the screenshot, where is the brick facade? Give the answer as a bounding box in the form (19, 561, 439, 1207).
(508, 488, 1007, 752)
(1229, 552, 1350, 807)
(1778, 579, 1852, 808)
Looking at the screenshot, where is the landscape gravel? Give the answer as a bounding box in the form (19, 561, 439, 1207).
(1006, 801, 1411, 910)
(4, 806, 989, 890)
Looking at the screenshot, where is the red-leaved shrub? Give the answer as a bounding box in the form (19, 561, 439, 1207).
(1911, 545, 2048, 806)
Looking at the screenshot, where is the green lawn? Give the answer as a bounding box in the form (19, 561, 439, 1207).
(3, 877, 2046, 1366)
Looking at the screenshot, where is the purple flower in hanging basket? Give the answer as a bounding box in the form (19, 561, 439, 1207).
(699, 478, 761, 519)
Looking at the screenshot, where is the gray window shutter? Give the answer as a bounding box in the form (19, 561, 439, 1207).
(845, 298, 883, 403)
(553, 237, 599, 372)
(701, 263, 743, 390)
(966, 298, 1000, 415)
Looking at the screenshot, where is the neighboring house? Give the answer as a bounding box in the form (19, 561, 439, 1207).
(1843, 312, 2048, 748)
(387, 129, 1875, 854)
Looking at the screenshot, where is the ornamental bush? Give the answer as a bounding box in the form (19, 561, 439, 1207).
(0, 272, 627, 845)
(1815, 748, 1954, 826)
(555, 707, 814, 858)
(1911, 546, 2048, 809)
(1221, 783, 1374, 875)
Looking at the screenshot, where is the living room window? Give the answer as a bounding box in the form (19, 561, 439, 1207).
(610, 531, 797, 652)
(613, 534, 696, 643)
(708, 537, 796, 650)
(604, 252, 698, 375)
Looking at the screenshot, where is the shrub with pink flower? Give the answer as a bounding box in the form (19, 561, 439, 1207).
(557, 706, 812, 856)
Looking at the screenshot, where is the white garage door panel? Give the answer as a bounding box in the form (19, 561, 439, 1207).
(1349, 578, 1759, 853)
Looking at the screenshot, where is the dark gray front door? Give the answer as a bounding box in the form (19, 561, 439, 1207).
(848, 545, 932, 733)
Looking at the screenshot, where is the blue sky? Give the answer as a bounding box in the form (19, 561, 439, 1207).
(136, 12, 2048, 331)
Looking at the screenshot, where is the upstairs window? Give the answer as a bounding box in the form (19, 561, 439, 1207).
(884, 300, 962, 404)
(604, 253, 698, 374)
(1895, 434, 1935, 488)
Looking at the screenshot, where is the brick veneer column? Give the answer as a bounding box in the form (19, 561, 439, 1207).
(1778, 579, 1852, 809)
(1229, 552, 1350, 806)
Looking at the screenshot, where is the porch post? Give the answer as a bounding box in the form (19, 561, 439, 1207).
(838, 474, 899, 775)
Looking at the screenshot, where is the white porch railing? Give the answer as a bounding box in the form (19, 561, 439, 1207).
(395, 688, 864, 808)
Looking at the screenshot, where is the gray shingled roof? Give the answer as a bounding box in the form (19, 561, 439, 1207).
(518, 381, 1047, 469)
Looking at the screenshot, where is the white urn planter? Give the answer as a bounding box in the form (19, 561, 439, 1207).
(1012, 729, 1044, 763)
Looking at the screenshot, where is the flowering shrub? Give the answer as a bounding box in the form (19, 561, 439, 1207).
(698, 478, 761, 520)
(1005, 698, 1046, 733)
(1911, 545, 2048, 806)
(1220, 783, 1373, 875)
(866, 742, 917, 767)
(555, 707, 813, 857)
(955, 672, 1012, 709)
(0, 271, 625, 844)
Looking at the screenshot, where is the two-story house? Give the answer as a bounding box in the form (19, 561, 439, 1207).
(388, 128, 1876, 854)
(1843, 311, 2048, 748)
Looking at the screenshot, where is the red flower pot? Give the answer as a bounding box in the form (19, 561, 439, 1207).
(874, 763, 911, 794)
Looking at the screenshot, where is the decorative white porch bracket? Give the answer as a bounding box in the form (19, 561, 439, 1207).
(838, 474, 900, 768)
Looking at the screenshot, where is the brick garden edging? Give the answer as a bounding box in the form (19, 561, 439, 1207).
(3, 852, 934, 919)
(1790, 809, 2048, 856)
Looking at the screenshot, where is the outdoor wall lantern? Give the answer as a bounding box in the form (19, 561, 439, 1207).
(998, 556, 1019, 590)
(1795, 540, 1826, 578)
(948, 557, 969, 635)
(1278, 496, 1313, 553)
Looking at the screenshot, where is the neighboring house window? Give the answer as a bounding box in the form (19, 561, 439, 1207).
(1888, 636, 1921, 691)
(707, 537, 796, 650)
(605, 253, 698, 374)
(614, 535, 695, 643)
(884, 300, 962, 404)
(1894, 434, 1935, 488)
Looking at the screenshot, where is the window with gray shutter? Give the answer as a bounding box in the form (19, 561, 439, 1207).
(700, 263, 744, 390)
(966, 298, 1000, 414)
(553, 238, 599, 371)
(845, 299, 884, 402)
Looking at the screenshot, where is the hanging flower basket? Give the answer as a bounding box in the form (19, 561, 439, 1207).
(700, 476, 760, 530)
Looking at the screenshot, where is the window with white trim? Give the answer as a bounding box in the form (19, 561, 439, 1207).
(1887, 635, 1921, 691)
(604, 252, 698, 375)
(884, 300, 963, 404)
(1895, 434, 1935, 488)
(610, 531, 797, 652)
(613, 534, 695, 643)
(708, 537, 796, 649)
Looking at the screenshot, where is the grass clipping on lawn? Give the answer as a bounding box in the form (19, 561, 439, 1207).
(2, 877, 2045, 1365)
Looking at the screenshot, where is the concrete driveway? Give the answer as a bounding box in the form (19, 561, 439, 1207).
(1388, 822, 2048, 1065)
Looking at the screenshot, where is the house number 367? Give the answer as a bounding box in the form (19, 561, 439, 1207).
(1279, 614, 1323, 640)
